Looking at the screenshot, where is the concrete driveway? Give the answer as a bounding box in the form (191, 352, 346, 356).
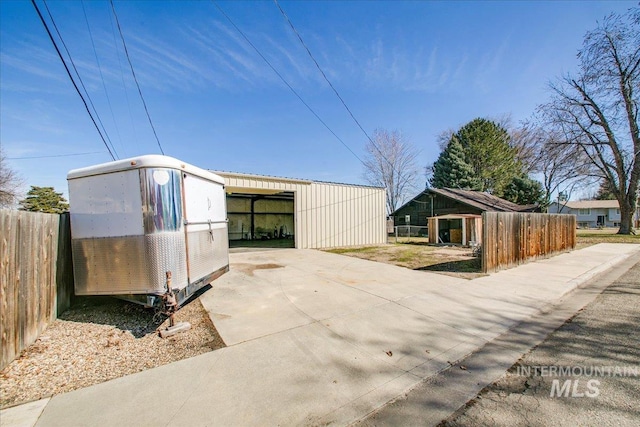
(195, 245, 638, 425)
(10, 244, 640, 426)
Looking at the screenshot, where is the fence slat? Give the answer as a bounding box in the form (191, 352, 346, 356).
(481, 212, 576, 273)
(0, 210, 73, 370)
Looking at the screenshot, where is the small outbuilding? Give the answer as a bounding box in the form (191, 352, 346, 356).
(392, 187, 539, 245)
(213, 171, 387, 249)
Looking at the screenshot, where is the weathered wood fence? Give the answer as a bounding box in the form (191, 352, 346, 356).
(482, 212, 576, 273)
(1, 210, 74, 370)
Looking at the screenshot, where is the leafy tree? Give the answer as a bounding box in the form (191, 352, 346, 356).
(510, 119, 596, 209)
(541, 8, 639, 234)
(502, 176, 545, 206)
(0, 149, 23, 208)
(453, 118, 521, 196)
(19, 186, 69, 214)
(363, 129, 420, 214)
(430, 136, 481, 190)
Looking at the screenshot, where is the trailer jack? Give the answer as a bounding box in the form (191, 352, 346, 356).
(159, 271, 191, 338)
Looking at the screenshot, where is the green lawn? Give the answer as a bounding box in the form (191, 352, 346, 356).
(576, 229, 640, 247)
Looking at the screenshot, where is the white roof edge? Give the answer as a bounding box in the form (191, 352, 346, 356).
(67, 155, 225, 184)
(213, 170, 384, 189)
(212, 170, 313, 185)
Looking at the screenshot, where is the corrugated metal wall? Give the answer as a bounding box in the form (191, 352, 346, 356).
(216, 172, 386, 249)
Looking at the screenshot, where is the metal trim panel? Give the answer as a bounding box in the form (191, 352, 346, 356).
(72, 232, 188, 295)
(187, 227, 229, 282)
(68, 169, 144, 239)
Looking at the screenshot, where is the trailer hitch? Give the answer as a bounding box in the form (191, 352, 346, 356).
(159, 271, 191, 338)
(162, 271, 178, 326)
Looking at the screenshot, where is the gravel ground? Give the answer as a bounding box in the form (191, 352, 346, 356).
(440, 260, 640, 427)
(0, 294, 225, 409)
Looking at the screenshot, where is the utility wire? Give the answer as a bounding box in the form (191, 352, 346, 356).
(212, 0, 364, 165)
(274, 1, 372, 145)
(30, 0, 116, 161)
(107, 1, 140, 151)
(81, 0, 125, 157)
(41, 0, 119, 160)
(109, 0, 165, 155)
(274, 0, 411, 182)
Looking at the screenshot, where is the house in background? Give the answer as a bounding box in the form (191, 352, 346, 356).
(391, 187, 539, 245)
(548, 199, 639, 228)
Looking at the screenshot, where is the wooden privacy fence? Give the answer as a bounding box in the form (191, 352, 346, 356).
(482, 212, 576, 273)
(0, 210, 74, 370)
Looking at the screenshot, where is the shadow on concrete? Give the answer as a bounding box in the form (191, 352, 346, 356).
(415, 258, 481, 273)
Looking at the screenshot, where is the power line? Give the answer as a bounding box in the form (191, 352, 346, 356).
(211, 0, 364, 165)
(81, 0, 125, 157)
(30, 0, 116, 161)
(109, 0, 165, 155)
(107, 0, 140, 152)
(274, 0, 412, 182)
(41, 0, 119, 160)
(273, 1, 373, 145)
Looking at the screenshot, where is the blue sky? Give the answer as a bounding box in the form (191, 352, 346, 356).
(0, 0, 635, 199)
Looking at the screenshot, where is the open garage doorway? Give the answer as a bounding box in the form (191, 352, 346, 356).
(226, 191, 295, 249)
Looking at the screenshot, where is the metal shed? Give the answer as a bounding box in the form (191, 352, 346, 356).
(213, 171, 387, 249)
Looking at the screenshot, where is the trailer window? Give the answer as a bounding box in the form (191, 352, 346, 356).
(141, 168, 183, 233)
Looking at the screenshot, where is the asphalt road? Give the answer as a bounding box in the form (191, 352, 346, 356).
(439, 259, 640, 427)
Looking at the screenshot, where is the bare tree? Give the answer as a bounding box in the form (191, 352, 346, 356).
(511, 120, 596, 211)
(509, 120, 540, 175)
(363, 129, 420, 214)
(436, 128, 456, 151)
(541, 8, 639, 233)
(0, 149, 23, 208)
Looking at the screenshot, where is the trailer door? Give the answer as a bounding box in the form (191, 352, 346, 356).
(182, 173, 229, 283)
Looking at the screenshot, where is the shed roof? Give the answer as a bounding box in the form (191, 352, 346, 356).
(428, 188, 537, 212)
(212, 170, 384, 189)
(393, 188, 537, 214)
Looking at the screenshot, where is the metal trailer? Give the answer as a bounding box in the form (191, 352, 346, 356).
(67, 155, 229, 310)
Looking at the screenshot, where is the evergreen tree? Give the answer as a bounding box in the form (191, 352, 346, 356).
(502, 176, 544, 206)
(430, 136, 481, 190)
(455, 118, 521, 196)
(594, 179, 617, 200)
(19, 186, 69, 214)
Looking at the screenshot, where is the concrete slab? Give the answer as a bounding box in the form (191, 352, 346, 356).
(397, 291, 535, 342)
(200, 268, 314, 345)
(276, 274, 388, 320)
(324, 302, 479, 372)
(360, 250, 640, 427)
(6, 244, 639, 427)
(162, 323, 420, 426)
(36, 350, 221, 427)
(0, 398, 49, 427)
